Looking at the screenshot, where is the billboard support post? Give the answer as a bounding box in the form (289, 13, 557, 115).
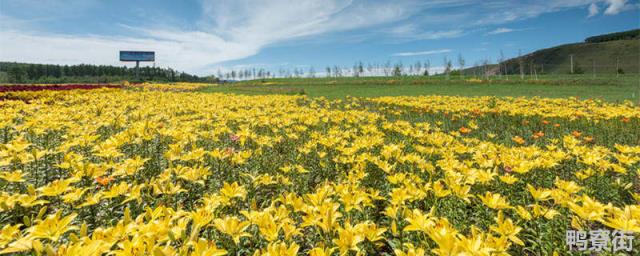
(119, 51, 155, 81)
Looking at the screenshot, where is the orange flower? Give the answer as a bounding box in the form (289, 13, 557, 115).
(459, 127, 471, 134)
(621, 117, 630, 123)
(553, 123, 560, 128)
(583, 136, 594, 143)
(522, 120, 529, 125)
(532, 131, 544, 139)
(95, 176, 113, 186)
(542, 120, 550, 125)
(512, 136, 525, 145)
(571, 131, 582, 138)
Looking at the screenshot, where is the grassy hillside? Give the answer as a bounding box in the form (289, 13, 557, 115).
(502, 39, 639, 75)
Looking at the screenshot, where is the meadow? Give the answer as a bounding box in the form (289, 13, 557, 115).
(202, 75, 640, 102)
(0, 79, 638, 255)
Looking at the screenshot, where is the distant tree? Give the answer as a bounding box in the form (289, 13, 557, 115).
(585, 29, 640, 43)
(0, 71, 8, 83)
(457, 54, 466, 79)
(443, 57, 452, 80)
(498, 50, 506, 79)
(325, 67, 331, 77)
(414, 61, 422, 76)
(8, 65, 27, 83)
(423, 60, 431, 77)
(482, 58, 490, 79)
(383, 61, 391, 76)
(333, 66, 341, 77)
(518, 49, 524, 80)
(392, 63, 403, 76)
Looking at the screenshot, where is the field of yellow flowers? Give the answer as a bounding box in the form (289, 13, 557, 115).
(0, 86, 638, 255)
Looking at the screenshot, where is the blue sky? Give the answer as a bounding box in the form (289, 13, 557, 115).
(0, 0, 638, 76)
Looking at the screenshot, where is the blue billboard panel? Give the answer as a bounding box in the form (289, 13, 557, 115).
(119, 51, 155, 62)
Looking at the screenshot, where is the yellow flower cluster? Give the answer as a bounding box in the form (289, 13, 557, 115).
(0, 88, 638, 255)
(127, 82, 215, 91)
(371, 96, 639, 120)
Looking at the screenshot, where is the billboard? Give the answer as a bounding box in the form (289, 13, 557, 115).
(119, 51, 155, 62)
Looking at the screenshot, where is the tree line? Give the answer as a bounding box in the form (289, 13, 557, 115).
(217, 56, 495, 81)
(585, 29, 639, 43)
(0, 62, 217, 84)
(218, 61, 435, 81)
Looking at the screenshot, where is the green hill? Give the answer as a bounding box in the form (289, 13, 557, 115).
(585, 29, 640, 43)
(500, 29, 639, 75)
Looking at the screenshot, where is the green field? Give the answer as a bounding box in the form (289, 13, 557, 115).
(200, 74, 640, 102)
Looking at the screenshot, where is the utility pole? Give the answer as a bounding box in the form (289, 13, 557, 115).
(570, 54, 574, 74)
(135, 60, 140, 80)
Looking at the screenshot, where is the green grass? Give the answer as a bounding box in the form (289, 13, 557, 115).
(200, 74, 640, 103)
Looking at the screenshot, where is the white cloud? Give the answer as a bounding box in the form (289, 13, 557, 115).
(588, 3, 600, 17)
(392, 49, 451, 57)
(485, 27, 532, 35)
(200, 0, 419, 45)
(416, 30, 466, 40)
(387, 24, 465, 40)
(473, 1, 600, 25)
(487, 28, 515, 35)
(604, 0, 629, 15)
